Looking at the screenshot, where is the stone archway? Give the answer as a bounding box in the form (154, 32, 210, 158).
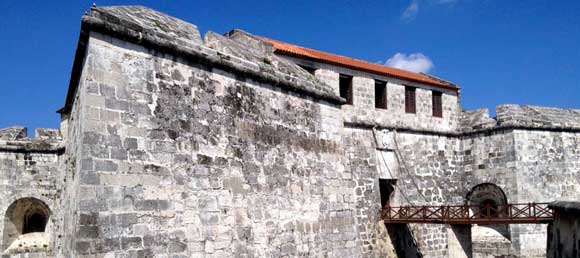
(466, 183, 512, 257)
(466, 183, 508, 219)
(2, 197, 51, 254)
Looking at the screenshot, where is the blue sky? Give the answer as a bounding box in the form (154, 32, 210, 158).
(1, 0, 579, 130)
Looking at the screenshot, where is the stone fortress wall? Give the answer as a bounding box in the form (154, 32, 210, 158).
(285, 25, 580, 256)
(0, 127, 63, 257)
(0, 5, 579, 258)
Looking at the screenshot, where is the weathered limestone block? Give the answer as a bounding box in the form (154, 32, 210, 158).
(352, 76, 374, 109)
(3, 233, 50, 255)
(0, 127, 27, 141)
(460, 108, 497, 132)
(34, 129, 61, 140)
(497, 104, 580, 129)
(315, 69, 340, 96)
(89, 5, 203, 45)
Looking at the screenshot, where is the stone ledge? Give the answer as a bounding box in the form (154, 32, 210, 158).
(0, 127, 63, 151)
(0, 140, 64, 154)
(347, 120, 580, 138)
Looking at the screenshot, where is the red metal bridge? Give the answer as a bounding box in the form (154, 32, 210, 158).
(381, 203, 553, 224)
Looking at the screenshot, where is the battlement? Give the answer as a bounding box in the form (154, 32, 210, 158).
(496, 104, 580, 129)
(0, 127, 63, 153)
(461, 104, 580, 133)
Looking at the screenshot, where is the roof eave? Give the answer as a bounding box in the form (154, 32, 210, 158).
(61, 20, 91, 115)
(274, 49, 459, 91)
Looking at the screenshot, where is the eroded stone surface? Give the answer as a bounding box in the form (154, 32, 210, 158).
(4, 233, 50, 255)
(89, 5, 203, 45)
(0, 127, 27, 141)
(0, 4, 579, 258)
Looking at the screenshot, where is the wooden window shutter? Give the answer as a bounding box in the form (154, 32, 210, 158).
(432, 91, 443, 117)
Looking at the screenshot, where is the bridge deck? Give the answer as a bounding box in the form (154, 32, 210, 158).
(381, 203, 553, 224)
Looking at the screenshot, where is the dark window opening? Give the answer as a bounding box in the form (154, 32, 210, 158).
(379, 179, 396, 208)
(405, 86, 416, 114)
(432, 91, 443, 118)
(23, 211, 48, 234)
(339, 74, 353, 105)
(375, 80, 387, 109)
(299, 65, 316, 75)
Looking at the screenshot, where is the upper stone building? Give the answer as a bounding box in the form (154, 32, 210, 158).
(0, 5, 579, 258)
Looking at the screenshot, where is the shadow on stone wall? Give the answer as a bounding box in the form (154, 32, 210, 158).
(386, 224, 423, 258)
(547, 201, 580, 258)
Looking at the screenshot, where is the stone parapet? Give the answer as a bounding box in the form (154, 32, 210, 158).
(0, 127, 28, 141)
(459, 105, 580, 134)
(0, 127, 63, 154)
(62, 6, 344, 115)
(459, 108, 497, 132)
(496, 104, 580, 130)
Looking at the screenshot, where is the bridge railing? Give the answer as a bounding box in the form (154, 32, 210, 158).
(382, 203, 553, 224)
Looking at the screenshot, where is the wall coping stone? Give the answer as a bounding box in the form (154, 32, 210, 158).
(0, 126, 65, 154)
(0, 127, 63, 153)
(346, 120, 580, 138)
(0, 139, 64, 154)
(60, 5, 344, 114)
(0, 127, 28, 141)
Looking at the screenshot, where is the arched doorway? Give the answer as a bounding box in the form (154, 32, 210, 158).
(2, 198, 51, 254)
(466, 183, 508, 219)
(466, 183, 511, 257)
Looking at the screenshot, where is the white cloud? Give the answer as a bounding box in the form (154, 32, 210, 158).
(401, 0, 458, 21)
(385, 53, 434, 73)
(401, 0, 419, 21)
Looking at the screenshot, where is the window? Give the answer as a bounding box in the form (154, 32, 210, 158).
(404, 86, 416, 113)
(299, 65, 316, 75)
(432, 91, 443, 117)
(339, 74, 353, 105)
(375, 80, 387, 109)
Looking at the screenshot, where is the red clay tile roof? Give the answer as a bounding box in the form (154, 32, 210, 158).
(261, 37, 459, 91)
